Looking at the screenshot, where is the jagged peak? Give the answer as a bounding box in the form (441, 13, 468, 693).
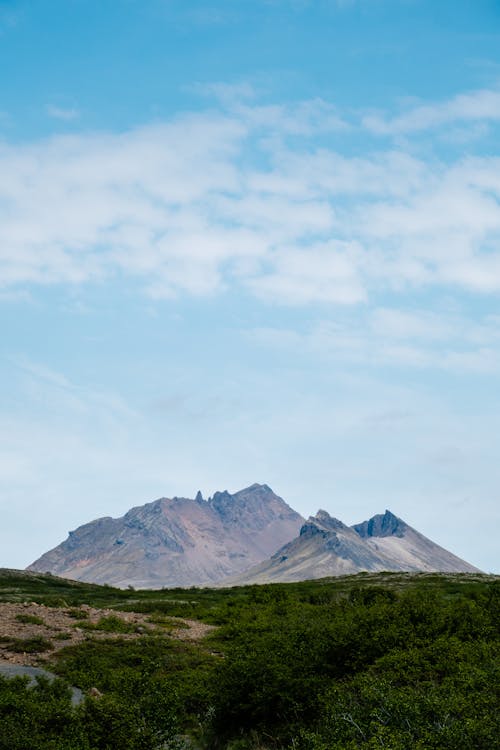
(209, 483, 280, 506)
(315, 509, 331, 520)
(313, 509, 348, 530)
(235, 482, 275, 495)
(250, 482, 269, 489)
(298, 510, 345, 538)
(208, 489, 232, 507)
(352, 509, 407, 539)
(299, 521, 328, 538)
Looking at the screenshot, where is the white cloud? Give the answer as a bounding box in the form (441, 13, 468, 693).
(369, 308, 456, 341)
(0, 89, 500, 304)
(250, 308, 500, 373)
(249, 241, 366, 305)
(363, 87, 500, 134)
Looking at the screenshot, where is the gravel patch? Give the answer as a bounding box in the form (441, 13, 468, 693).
(0, 602, 216, 665)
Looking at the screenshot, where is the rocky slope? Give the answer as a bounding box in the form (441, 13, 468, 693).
(28, 484, 304, 588)
(227, 509, 480, 584)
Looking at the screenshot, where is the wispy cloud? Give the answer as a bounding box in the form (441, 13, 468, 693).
(11, 356, 137, 419)
(363, 87, 500, 134)
(0, 87, 499, 305)
(250, 309, 500, 374)
(47, 105, 80, 121)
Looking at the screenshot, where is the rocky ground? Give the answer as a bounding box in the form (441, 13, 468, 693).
(0, 601, 215, 665)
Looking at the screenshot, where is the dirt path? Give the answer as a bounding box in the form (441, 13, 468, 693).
(0, 602, 216, 665)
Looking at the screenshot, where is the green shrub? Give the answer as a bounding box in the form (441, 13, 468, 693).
(15, 613, 45, 625)
(1, 569, 498, 748)
(9, 636, 53, 653)
(147, 614, 189, 630)
(0, 673, 181, 750)
(66, 608, 89, 619)
(73, 615, 137, 633)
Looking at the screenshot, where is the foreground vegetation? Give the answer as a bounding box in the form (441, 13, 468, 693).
(0, 569, 498, 749)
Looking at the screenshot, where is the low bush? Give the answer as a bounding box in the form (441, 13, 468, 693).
(15, 613, 45, 625)
(9, 636, 53, 653)
(73, 615, 137, 633)
(0, 571, 497, 748)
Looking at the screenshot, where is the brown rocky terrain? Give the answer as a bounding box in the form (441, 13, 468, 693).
(0, 601, 214, 666)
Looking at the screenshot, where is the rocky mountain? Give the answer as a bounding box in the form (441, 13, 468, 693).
(28, 487, 480, 588)
(27, 484, 304, 588)
(226, 509, 480, 584)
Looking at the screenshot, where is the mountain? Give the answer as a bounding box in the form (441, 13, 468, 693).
(28, 488, 479, 588)
(27, 484, 304, 588)
(350, 510, 479, 572)
(226, 509, 480, 584)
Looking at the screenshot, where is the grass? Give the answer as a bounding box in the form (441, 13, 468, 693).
(65, 608, 89, 619)
(8, 636, 53, 653)
(15, 614, 45, 625)
(72, 615, 139, 634)
(0, 568, 497, 623)
(146, 614, 190, 629)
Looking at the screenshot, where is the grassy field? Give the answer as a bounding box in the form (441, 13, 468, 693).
(0, 568, 498, 749)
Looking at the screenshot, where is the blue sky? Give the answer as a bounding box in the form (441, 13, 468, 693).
(1, 0, 500, 573)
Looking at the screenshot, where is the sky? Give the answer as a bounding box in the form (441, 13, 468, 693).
(1, 0, 499, 574)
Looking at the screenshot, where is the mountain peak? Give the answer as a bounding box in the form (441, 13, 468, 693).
(209, 484, 302, 531)
(298, 510, 348, 539)
(28, 488, 480, 589)
(28, 483, 304, 588)
(207, 484, 274, 510)
(353, 509, 407, 539)
(313, 509, 348, 531)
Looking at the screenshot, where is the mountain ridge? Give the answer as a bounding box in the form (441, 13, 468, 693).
(226, 507, 480, 585)
(28, 485, 480, 587)
(28, 484, 305, 588)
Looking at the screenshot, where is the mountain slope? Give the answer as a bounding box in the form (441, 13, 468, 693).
(27, 484, 304, 588)
(227, 509, 480, 584)
(353, 510, 481, 573)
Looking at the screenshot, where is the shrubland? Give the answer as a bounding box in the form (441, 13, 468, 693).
(0, 570, 498, 749)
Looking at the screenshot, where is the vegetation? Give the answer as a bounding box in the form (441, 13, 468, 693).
(15, 613, 45, 625)
(0, 569, 498, 748)
(0, 673, 180, 750)
(72, 614, 140, 634)
(5, 636, 54, 654)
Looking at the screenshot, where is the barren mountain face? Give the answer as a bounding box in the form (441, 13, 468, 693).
(28, 488, 479, 588)
(28, 484, 305, 588)
(229, 509, 480, 585)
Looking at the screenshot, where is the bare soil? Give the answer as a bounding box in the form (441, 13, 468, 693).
(0, 601, 215, 665)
